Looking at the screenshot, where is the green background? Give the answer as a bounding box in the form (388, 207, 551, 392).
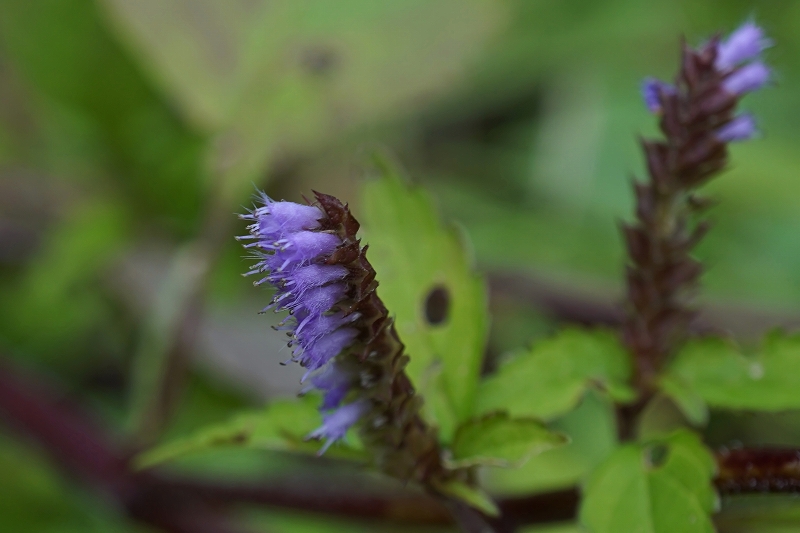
(1, 1, 799, 531)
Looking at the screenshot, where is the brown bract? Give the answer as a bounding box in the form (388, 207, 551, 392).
(312, 191, 465, 487)
(622, 39, 743, 394)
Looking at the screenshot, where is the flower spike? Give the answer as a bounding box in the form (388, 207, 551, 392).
(239, 191, 463, 488)
(624, 23, 772, 413)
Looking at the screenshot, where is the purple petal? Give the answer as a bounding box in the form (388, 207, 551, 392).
(715, 21, 772, 70)
(295, 326, 359, 370)
(255, 201, 323, 237)
(295, 309, 357, 337)
(306, 362, 354, 410)
(284, 264, 349, 298)
(296, 283, 347, 312)
(264, 231, 341, 272)
(715, 114, 758, 142)
(309, 399, 370, 453)
(722, 61, 770, 95)
(641, 78, 675, 113)
(283, 283, 348, 316)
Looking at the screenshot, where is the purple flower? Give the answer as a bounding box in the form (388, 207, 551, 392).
(715, 21, 772, 71)
(641, 78, 675, 114)
(309, 400, 371, 454)
(723, 61, 770, 95)
(639, 22, 771, 144)
(251, 193, 322, 236)
(715, 114, 758, 142)
(239, 195, 368, 451)
(291, 313, 359, 370)
(304, 362, 354, 410)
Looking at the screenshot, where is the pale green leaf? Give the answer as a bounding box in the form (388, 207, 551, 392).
(128, 243, 212, 440)
(661, 333, 800, 419)
(436, 480, 499, 517)
(135, 395, 366, 468)
(477, 328, 635, 422)
(580, 430, 717, 533)
(659, 374, 709, 426)
(487, 391, 618, 495)
(448, 412, 566, 468)
(0, 200, 129, 363)
(100, 0, 504, 195)
(360, 160, 489, 440)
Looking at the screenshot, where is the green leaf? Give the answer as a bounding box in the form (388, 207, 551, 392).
(0, 200, 129, 364)
(486, 391, 618, 495)
(135, 395, 366, 468)
(476, 328, 635, 422)
(127, 243, 213, 440)
(436, 480, 499, 517)
(661, 333, 800, 420)
(360, 158, 489, 440)
(659, 374, 709, 426)
(580, 430, 717, 533)
(449, 412, 566, 468)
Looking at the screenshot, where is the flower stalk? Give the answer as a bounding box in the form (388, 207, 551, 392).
(239, 192, 468, 491)
(621, 23, 771, 427)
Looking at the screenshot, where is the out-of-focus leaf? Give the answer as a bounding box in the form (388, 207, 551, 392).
(127, 243, 211, 440)
(486, 391, 618, 495)
(580, 430, 717, 533)
(662, 333, 800, 421)
(0, 0, 206, 228)
(136, 395, 366, 469)
(437, 480, 499, 517)
(360, 159, 489, 441)
(477, 328, 635, 422)
(659, 373, 709, 426)
(448, 412, 566, 468)
(99, 0, 504, 197)
(0, 199, 128, 363)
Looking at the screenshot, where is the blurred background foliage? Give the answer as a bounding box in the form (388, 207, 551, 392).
(1, 0, 800, 531)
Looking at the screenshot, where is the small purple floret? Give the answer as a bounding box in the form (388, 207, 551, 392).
(309, 400, 371, 454)
(239, 194, 368, 451)
(641, 78, 675, 114)
(723, 61, 770, 95)
(639, 22, 770, 143)
(305, 362, 354, 410)
(715, 114, 757, 142)
(715, 21, 772, 71)
(253, 198, 322, 236)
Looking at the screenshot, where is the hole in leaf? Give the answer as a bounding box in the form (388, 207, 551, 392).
(644, 443, 669, 470)
(424, 285, 450, 326)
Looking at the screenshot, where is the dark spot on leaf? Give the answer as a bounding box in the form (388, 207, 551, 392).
(300, 45, 339, 76)
(424, 285, 450, 325)
(209, 431, 249, 447)
(644, 443, 669, 469)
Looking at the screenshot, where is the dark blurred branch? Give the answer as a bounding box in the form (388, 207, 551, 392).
(5, 356, 800, 533)
(0, 354, 577, 531)
(716, 448, 800, 493)
(154, 476, 452, 525)
(446, 500, 500, 533)
(0, 360, 252, 533)
(489, 271, 624, 328)
(488, 270, 800, 339)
